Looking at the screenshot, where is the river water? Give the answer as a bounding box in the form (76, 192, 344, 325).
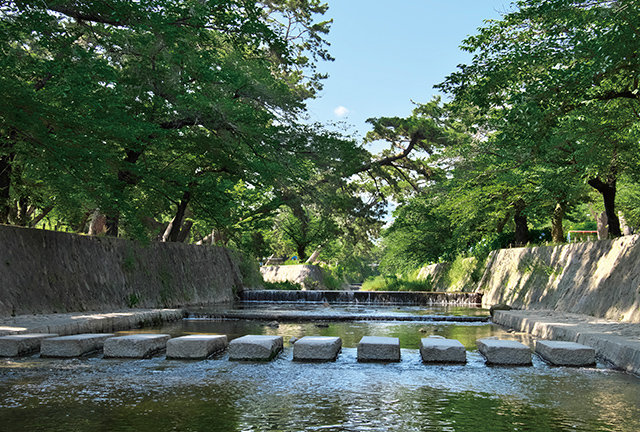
(1, 303, 639, 431)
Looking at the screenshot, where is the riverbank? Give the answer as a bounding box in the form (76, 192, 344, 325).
(479, 235, 640, 322)
(493, 309, 640, 376)
(0, 308, 185, 336)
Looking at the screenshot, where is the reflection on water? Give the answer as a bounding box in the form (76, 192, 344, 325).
(168, 320, 506, 350)
(1, 304, 639, 431)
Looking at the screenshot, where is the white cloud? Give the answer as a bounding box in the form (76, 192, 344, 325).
(333, 105, 349, 117)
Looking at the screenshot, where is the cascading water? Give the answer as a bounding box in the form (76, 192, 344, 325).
(238, 289, 483, 306)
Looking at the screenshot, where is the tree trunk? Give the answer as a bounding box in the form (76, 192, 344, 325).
(305, 245, 323, 264)
(496, 212, 510, 234)
(176, 220, 193, 243)
(213, 229, 227, 245)
(588, 177, 621, 237)
(15, 196, 29, 226)
(513, 199, 529, 246)
(0, 132, 16, 224)
(290, 201, 310, 262)
(89, 209, 108, 235)
(30, 206, 54, 228)
(106, 149, 145, 237)
(551, 201, 566, 243)
(162, 190, 191, 242)
(196, 229, 215, 245)
(105, 213, 119, 237)
(296, 243, 308, 262)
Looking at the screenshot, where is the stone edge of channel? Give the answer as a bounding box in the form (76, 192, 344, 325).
(493, 310, 640, 376)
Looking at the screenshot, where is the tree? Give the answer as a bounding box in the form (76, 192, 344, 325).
(0, 1, 342, 242)
(439, 0, 640, 238)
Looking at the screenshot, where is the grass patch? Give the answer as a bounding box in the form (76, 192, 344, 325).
(263, 281, 303, 290)
(361, 273, 434, 292)
(445, 255, 479, 290)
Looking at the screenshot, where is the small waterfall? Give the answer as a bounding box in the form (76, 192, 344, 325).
(239, 290, 482, 306)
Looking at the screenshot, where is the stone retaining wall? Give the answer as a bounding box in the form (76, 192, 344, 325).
(479, 235, 640, 323)
(0, 225, 243, 317)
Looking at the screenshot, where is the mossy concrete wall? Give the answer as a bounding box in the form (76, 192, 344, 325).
(260, 264, 326, 290)
(478, 235, 640, 323)
(417, 257, 477, 292)
(0, 225, 243, 317)
(416, 263, 450, 290)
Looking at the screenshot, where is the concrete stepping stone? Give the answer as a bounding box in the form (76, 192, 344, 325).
(535, 340, 596, 366)
(357, 336, 400, 362)
(166, 334, 228, 360)
(0, 333, 59, 357)
(293, 336, 342, 362)
(477, 338, 532, 365)
(41, 333, 114, 357)
(228, 335, 283, 361)
(420, 336, 466, 363)
(103, 334, 170, 359)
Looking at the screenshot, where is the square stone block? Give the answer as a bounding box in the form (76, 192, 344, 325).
(41, 333, 114, 358)
(293, 336, 342, 362)
(420, 336, 466, 363)
(535, 340, 596, 366)
(0, 333, 59, 357)
(166, 335, 228, 360)
(477, 338, 531, 365)
(357, 336, 400, 362)
(103, 334, 171, 359)
(228, 335, 283, 361)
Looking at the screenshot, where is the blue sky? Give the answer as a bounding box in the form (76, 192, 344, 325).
(305, 1, 514, 142)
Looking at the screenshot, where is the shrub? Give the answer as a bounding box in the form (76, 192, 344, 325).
(229, 248, 264, 289)
(361, 275, 388, 291)
(322, 270, 346, 290)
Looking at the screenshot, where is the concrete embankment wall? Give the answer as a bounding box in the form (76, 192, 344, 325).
(260, 264, 328, 290)
(478, 235, 640, 323)
(0, 225, 243, 317)
(416, 263, 451, 290)
(417, 258, 477, 292)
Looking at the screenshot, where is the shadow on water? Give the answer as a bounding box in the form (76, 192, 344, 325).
(1, 303, 639, 431)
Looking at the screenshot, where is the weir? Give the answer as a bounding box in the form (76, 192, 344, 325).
(239, 289, 483, 305)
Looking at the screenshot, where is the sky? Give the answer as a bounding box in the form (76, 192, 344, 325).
(305, 0, 514, 143)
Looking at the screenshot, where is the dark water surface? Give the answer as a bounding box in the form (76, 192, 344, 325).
(1, 304, 639, 432)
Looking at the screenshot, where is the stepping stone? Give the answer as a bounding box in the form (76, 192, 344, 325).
(357, 336, 400, 362)
(420, 336, 466, 363)
(535, 340, 596, 366)
(477, 338, 532, 365)
(166, 334, 228, 360)
(0, 333, 59, 357)
(228, 335, 283, 361)
(41, 333, 114, 358)
(293, 336, 342, 362)
(103, 334, 170, 359)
